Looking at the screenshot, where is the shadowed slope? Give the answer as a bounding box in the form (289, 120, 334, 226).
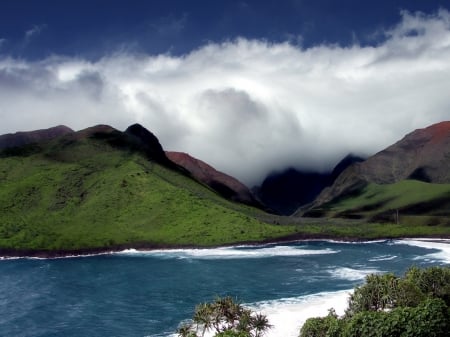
(166, 151, 258, 205)
(0, 125, 74, 150)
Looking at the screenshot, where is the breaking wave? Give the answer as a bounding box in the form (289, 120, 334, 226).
(117, 245, 339, 259)
(327, 267, 382, 281)
(392, 239, 450, 264)
(165, 289, 352, 337)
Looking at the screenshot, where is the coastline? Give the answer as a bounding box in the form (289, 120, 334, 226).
(1, 233, 449, 259)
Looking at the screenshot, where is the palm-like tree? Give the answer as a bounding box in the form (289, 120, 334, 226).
(194, 302, 215, 337)
(180, 297, 271, 337)
(251, 313, 272, 337)
(214, 296, 242, 330)
(177, 323, 196, 337)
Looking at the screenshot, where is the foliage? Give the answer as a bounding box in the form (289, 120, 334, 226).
(299, 309, 344, 337)
(177, 297, 271, 337)
(0, 136, 297, 252)
(403, 265, 450, 306)
(300, 266, 450, 337)
(344, 298, 448, 337)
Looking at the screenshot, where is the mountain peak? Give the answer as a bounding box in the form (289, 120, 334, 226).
(0, 125, 74, 150)
(306, 121, 450, 211)
(124, 124, 168, 163)
(414, 121, 450, 145)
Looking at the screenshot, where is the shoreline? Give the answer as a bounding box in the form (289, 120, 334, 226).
(1, 233, 449, 259)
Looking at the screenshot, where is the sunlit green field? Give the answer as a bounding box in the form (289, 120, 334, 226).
(0, 135, 448, 255)
(0, 137, 296, 252)
(314, 180, 450, 226)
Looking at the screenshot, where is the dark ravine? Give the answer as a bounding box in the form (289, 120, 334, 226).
(253, 154, 365, 215)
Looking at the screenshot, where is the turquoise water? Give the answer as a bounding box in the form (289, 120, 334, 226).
(0, 239, 448, 337)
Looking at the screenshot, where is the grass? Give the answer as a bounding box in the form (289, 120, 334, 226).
(0, 134, 448, 255)
(0, 136, 296, 252)
(313, 180, 450, 226)
(289, 221, 450, 239)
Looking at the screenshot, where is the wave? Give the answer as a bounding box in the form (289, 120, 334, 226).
(392, 239, 450, 264)
(369, 255, 397, 262)
(328, 267, 382, 281)
(165, 289, 353, 337)
(324, 239, 388, 244)
(117, 245, 340, 260)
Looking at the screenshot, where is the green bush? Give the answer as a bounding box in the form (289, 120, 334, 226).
(300, 266, 450, 337)
(299, 309, 344, 337)
(344, 298, 448, 337)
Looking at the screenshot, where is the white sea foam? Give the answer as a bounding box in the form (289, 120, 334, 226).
(324, 239, 388, 244)
(165, 290, 352, 337)
(118, 245, 339, 259)
(250, 290, 352, 337)
(369, 255, 397, 262)
(393, 239, 450, 264)
(328, 267, 381, 281)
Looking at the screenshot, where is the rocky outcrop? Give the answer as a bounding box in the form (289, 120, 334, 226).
(0, 125, 74, 150)
(125, 124, 170, 163)
(166, 151, 258, 205)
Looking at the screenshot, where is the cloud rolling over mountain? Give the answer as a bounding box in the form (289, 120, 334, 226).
(0, 10, 449, 185)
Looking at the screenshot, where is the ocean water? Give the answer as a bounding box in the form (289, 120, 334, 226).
(0, 239, 449, 337)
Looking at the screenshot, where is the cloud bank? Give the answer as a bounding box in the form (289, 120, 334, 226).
(1, 10, 450, 186)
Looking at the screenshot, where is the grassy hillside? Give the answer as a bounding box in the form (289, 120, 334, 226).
(308, 180, 450, 226)
(0, 134, 297, 253)
(1, 128, 448, 256)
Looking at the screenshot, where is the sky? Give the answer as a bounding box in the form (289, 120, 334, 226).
(1, 0, 450, 186)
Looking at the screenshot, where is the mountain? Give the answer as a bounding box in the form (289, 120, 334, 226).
(254, 154, 364, 215)
(0, 125, 74, 150)
(303, 121, 450, 223)
(0, 124, 296, 256)
(166, 151, 258, 205)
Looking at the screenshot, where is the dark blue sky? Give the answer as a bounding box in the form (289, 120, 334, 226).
(1, 0, 448, 59)
(1, 0, 450, 183)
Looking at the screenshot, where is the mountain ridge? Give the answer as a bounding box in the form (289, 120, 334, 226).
(165, 151, 258, 206)
(0, 125, 74, 150)
(0, 121, 449, 256)
(302, 121, 450, 222)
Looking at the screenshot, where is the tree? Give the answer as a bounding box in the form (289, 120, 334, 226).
(177, 296, 271, 337)
(346, 273, 399, 316)
(301, 266, 450, 337)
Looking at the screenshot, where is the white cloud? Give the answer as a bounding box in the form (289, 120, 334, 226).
(1, 10, 450, 186)
(25, 24, 46, 41)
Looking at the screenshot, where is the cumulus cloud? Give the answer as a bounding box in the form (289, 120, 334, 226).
(1, 10, 450, 186)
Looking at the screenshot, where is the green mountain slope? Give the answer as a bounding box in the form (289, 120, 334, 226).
(0, 126, 296, 254)
(305, 180, 450, 225)
(301, 122, 450, 228)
